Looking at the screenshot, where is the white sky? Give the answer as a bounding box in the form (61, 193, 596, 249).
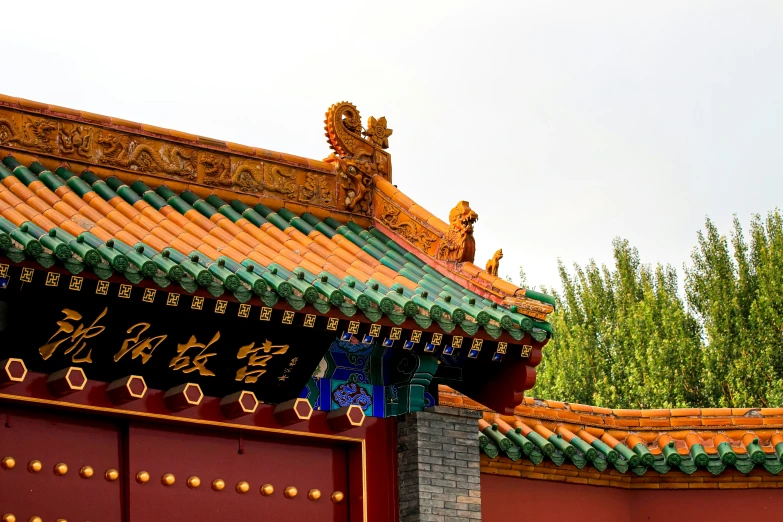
(2, 1, 781, 290)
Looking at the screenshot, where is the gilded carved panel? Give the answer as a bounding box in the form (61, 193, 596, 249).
(0, 110, 58, 153)
(95, 131, 197, 180)
(374, 192, 439, 257)
(201, 154, 335, 206)
(0, 106, 339, 210)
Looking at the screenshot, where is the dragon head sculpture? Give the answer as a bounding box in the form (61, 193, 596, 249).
(437, 201, 478, 263)
(324, 102, 393, 214)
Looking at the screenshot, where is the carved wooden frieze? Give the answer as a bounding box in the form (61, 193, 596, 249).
(0, 106, 338, 210)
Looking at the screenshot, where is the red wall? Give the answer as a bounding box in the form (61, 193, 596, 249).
(482, 475, 783, 521)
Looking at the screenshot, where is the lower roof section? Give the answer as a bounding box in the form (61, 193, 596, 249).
(438, 385, 783, 485)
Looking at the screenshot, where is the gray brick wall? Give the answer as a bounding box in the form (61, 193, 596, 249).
(397, 406, 482, 521)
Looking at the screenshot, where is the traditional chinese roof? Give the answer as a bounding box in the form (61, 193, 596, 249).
(0, 94, 554, 343)
(0, 94, 559, 415)
(0, 153, 551, 340)
(439, 386, 783, 486)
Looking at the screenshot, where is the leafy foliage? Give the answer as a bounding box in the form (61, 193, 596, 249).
(531, 211, 783, 408)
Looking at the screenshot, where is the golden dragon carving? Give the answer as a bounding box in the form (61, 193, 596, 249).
(324, 102, 392, 214)
(96, 131, 196, 179)
(0, 115, 57, 152)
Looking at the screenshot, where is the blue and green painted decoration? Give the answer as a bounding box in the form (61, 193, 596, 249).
(300, 335, 439, 418)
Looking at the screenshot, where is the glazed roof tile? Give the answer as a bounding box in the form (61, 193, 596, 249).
(439, 386, 783, 480)
(0, 154, 551, 340)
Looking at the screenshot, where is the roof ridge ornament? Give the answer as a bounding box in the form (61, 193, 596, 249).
(323, 102, 392, 214)
(437, 201, 478, 263)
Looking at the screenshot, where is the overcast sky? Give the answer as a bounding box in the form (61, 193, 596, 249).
(2, 1, 781, 291)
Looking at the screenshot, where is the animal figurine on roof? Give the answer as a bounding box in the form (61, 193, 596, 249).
(485, 249, 503, 277)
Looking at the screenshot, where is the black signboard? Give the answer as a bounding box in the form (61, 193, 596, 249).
(0, 267, 338, 404)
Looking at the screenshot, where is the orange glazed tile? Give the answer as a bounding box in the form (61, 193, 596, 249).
(16, 204, 40, 221)
(375, 264, 401, 281)
(701, 408, 732, 417)
(114, 230, 140, 247)
(394, 275, 418, 291)
(307, 242, 334, 261)
(391, 191, 415, 210)
(202, 234, 227, 252)
(670, 408, 701, 417)
(278, 249, 303, 265)
(732, 417, 764, 426)
(615, 419, 640, 428)
(592, 406, 613, 415)
(0, 189, 22, 207)
(271, 255, 297, 273)
(301, 251, 327, 269)
(209, 227, 236, 245)
(612, 409, 642, 417)
(8, 182, 34, 201)
(760, 408, 783, 416)
(80, 111, 112, 124)
(196, 244, 222, 262)
(35, 187, 60, 206)
(580, 415, 604, 425)
(91, 226, 113, 242)
(18, 98, 49, 111)
(460, 263, 483, 277)
(375, 178, 398, 199)
(265, 227, 292, 246)
(426, 216, 448, 234)
(257, 234, 284, 252)
(639, 418, 671, 428)
(492, 278, 520, 296)
(514, 406, 535, 416)
(53, 201, 78, 219)
(247, 250, 273, 267)
(299, 259, 324, 277)
(702, 418, 732, 426)
(96, 218, 122, 236)
(324, 254, 351, 273)
(762, 417, 783, 425)
(372, 272, 397, 289)
(670, 418, 702, 427)
(284, 239, 306, 255)
(641, 409, 671, 418)
(544, 400, 566, 409)
(25, 196, 50, 214)
(79, 205, 105, 224)
(560, 403, 591, 414)
(31, 215, 56, 231)
(60, 221, 84, 237)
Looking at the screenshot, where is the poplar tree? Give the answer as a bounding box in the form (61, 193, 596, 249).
(685, 214, 783, 407)
(532, 240, 703, 408)
(532, 211, 783, 408)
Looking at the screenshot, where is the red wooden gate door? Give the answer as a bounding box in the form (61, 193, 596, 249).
(1, 406, 353, 521)
(0, 406, 123, 522)
(127, 423, 350, 522)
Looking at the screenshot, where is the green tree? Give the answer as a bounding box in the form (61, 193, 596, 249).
(685, 214, 783, 407)
(531, 239, 704, 408)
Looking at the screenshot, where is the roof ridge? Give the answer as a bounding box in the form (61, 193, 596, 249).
(439, 385, 783, 426)
(0, 93, 332, 174)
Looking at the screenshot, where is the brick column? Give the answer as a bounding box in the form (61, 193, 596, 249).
(397, 406, 482, 521)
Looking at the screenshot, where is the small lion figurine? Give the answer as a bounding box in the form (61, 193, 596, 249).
(485, 249, 503, 276)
